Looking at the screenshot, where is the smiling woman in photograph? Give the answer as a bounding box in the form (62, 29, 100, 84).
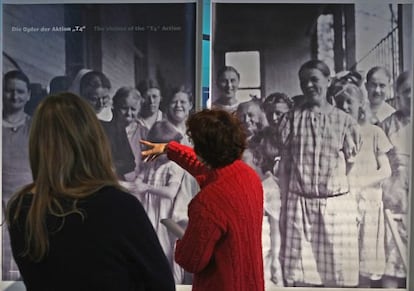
(165, 85, 194, 146)
(212, 66, 241, 113)
(365, 66, 396, 124)
(2, 70, 32, 211)
(163, 85, 200, 284)
(2, 70, 33, 281)
(277, 59, 361, 287)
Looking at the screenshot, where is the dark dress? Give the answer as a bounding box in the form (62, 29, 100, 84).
(8, 186, 176, 291)
(101, 110, 136, 179)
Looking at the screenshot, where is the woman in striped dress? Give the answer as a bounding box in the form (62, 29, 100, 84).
(277, 60, 361, 287)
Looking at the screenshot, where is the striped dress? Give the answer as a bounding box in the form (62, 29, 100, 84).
(277, 105, 361, 287)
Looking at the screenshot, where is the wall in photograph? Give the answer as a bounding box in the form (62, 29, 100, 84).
(1, 1, 197, 286)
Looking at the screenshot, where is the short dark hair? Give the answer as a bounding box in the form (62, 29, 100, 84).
(167, 85, 193, 104)
(112, 86, 142, 109)
(217, 66, 240, 81)
(264, 92, 293, 108)
(298, 60, 331, 78)
(4, 70, 31, 90)
(79, 71, 111, 98)
(186, 109, 246, 168)
(137, 79, 161, 97)
(49, 76, 69, 94)
(366, 66, 391, 83)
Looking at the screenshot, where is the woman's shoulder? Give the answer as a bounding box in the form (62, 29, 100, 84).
(379, 111, 403, 136)
(7, 191, 33, 216)
(217, 160, 262, 190)
(328, 106, 358, 125)
(211, 100, 239, 113)
(83, 186, 141, 212)
(82, 186, 147, 222)
(89, 186, 138, 204)
(366, 123, 387, 134)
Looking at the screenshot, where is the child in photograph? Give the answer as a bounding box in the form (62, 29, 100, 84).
(333, 83, 392, 287)
(243, 146, 283, 288)
(263, 92, 293, 128)
(134, 120, 185, 280)
(380, 70, 411, 289)
(250, 126, 282, 176)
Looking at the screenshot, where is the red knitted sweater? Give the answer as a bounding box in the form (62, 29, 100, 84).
(167, 141, 264, 291)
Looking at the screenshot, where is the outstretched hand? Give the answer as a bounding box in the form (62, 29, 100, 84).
(140, 140, 168, 162)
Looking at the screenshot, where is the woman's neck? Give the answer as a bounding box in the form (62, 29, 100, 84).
(307, 101, 332, 113)
(369, 102, 383, 113)
(216, 96, 237, 106)
(358, 119, 368, 126)
(3, 110, 26, 124)
(169, 119, 186, 132)
(141, 111, 159, 128)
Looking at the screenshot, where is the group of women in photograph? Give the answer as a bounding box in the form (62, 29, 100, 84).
(2, 59, 412, 290)
(214, 62, 411, 289)
(2, 68, 197, 285)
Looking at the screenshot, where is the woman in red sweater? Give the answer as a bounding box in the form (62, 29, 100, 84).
(141, 109, 265, 291)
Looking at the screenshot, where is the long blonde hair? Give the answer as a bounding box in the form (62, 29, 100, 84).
(6, 92, 121, 261)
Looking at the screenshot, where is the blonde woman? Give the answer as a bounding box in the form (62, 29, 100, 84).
(334, 83, 392, 287)
(5, 93, 175, 291)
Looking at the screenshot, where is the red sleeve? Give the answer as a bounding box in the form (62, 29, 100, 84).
(166, 141, 209, 186)
(174, 199, 224, 273)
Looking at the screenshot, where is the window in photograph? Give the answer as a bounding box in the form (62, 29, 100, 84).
(225, 50, 261, 102)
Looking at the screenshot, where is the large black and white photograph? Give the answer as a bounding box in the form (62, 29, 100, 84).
(2, 0, 413, 290)
(1, 1, 197, 287)
(211, 1, 412, 289)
